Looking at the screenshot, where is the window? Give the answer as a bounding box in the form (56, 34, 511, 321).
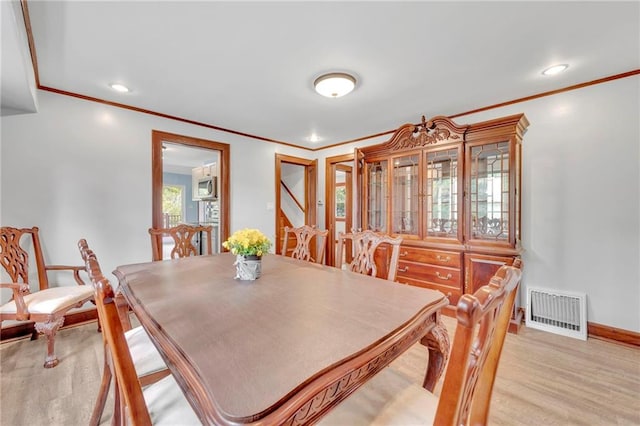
(335, 185, 346, 218)
(162, 185, 184, 227)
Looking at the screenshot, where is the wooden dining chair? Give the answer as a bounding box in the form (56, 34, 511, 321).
(82, 243, 198, 426)
(336, 229, 403, 281)
(282, 224, 329, 264)
(468, 257, 522, 424)
(318, 264, 522, 425)
(0, 226, 95, 368)
(78, 239, 170, 426)
(148, 223, 213, 261)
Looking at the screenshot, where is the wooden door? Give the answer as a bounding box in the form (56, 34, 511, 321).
(325, 153, 354, 267)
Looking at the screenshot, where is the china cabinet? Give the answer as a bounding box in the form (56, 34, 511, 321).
(358, 114, 529, 331)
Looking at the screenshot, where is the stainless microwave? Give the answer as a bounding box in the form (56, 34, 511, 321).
(197, 176, 217, 200)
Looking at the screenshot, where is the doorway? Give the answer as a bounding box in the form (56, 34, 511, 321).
(274, 154, 317, 256)
(325, 153, 354, 267)
(151, 130, 230, 256)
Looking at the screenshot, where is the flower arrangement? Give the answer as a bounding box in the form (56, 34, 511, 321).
(222, 228, 272, 257)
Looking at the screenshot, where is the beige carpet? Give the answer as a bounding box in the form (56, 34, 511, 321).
(0, 322, 110, 426)
(1, 317, 639, 425)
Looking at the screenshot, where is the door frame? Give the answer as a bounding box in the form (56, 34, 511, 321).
(324, 152, 354, 267)
(274, 154, 317, 255)
(151, 130, 231, 251)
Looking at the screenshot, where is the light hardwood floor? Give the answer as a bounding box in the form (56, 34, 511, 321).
(1, 316, 639, 425)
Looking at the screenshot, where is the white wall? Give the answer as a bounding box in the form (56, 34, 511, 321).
(0, 90, 309, 295)
(280, 162, 306, 227)
(315, 75, 640, 332)
(2, 76, 638, 332)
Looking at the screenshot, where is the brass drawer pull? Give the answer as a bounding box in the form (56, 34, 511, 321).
(398, 266, 409, 273)
(436, 255, 451, 263)
(436, 271, 453, 280)
(400, 251, 408, 257)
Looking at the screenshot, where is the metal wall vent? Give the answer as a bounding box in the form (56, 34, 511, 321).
(526, 287, 587, 340)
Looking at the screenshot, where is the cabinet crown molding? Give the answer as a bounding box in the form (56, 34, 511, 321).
(383, 115, 469, 152)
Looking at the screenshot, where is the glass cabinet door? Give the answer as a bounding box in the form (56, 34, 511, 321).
(366, 160, 387, 232)
(391, 155, 419, 235)
(468, 141, 510, 241)
(425, 148, 460, 240)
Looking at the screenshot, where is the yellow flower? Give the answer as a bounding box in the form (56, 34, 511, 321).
(223, 228, 271, 256)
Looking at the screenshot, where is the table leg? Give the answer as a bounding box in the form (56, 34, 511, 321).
(420, 318, 450, 392)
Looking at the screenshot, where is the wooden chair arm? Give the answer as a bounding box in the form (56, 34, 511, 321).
(45, 265, 89, 286)
(0, 282, 30, 320)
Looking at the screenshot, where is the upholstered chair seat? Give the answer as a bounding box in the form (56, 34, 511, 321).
(124, 326, 167, 377)
(0, 285, 93, 315)
(141, 374, 201, 425)
(319, 367, 438, 425)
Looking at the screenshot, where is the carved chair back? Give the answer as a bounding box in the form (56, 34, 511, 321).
(86, 255, 153, 425)
(149, 224, 213, 261)
(1, 225, 88, 299)
(336, 230, 402, 281)
(282, 225, 329, 264)
(435, 264, 522, 424)
(2, 226, 65, 291)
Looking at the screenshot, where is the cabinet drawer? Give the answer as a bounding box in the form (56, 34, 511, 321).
(396, 261, 461, 288)
(396, 276, 462, 306)
(398, 247, 461, 268)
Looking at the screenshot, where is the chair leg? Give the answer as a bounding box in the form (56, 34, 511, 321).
(90, 345, 112, 426)
(34, 318, 64, 368)
(112, 376, 123, 426)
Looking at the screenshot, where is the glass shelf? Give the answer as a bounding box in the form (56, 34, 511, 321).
(392, 155, 419, 235)
(366, 160, 388, 231)
(469, 142, 510, 241)
(426, 148, 459, 238)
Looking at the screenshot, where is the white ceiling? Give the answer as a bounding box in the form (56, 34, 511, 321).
(4, 1, 639, 149)
(162, 142, 219, 171)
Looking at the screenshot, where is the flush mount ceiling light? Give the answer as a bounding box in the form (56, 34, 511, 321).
(109, 83, 130, 93)
(541, 64, 569, 76)
(314, 73, 356, 98)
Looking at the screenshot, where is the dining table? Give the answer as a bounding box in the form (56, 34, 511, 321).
(113, 253, 450, 425)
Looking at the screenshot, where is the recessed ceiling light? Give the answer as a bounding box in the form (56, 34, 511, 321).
(308, 133, 320, 143)
(541, 64, 568, 76)
(109, 83, 130, 92)
(314, 73, 356, 98)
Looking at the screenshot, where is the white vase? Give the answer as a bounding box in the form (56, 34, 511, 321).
(234, 255, 262, 280)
